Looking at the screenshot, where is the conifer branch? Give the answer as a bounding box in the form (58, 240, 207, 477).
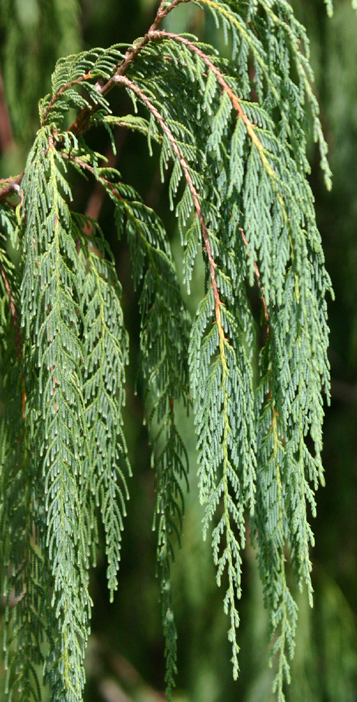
(111, 72, 256, 684)
(141, 27, 328, 695)
(75, 214, 131, 602)
(113, 190, 189, 695)
(133, 29, 273, 326)
(0, 2, 337, 699)
(112, 74, 222, 317)
(144, 28, 296, 283)
(65, 0, 190, 137)
(148, 30, 278, 184)
(271, 410, 293, 700)
(41, 72, 92, 127)
(20, 128, 94, 702)
(62, 148, 190, 693)
(0, 263, 43, 702)
(194, 0, 281, 104)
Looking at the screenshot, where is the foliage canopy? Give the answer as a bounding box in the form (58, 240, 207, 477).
(0, 0, 354, 700)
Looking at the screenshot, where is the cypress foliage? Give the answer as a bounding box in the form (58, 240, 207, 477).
(0, 0, 354, 700)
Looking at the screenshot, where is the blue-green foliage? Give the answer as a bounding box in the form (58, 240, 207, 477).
(0, 0, 350, 700)
(0, 207, 45, 702)
(124, 13, 330, 693)
(75, 214, 130, 600)
(20, 128, 93, 702)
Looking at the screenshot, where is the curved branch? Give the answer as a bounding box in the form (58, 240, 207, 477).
(113, 73, 224, 331)
(66, 0, 191, 138)
(146, 30, 272, 325)
(149, 30, 276, 177)
(41, 72, 92, 127)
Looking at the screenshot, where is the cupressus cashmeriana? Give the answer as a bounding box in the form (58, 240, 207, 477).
(0, 0, 353, 700)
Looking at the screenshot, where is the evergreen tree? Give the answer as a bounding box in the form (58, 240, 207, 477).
(0, 1, 355, 701)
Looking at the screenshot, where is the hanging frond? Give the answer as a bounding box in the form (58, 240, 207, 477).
(0, 207, 45, 702)
(0, 0, 342, 699)
(118, 20, 331, 690)
(73, 214, 131, 600)
(20, 128, 92, 702)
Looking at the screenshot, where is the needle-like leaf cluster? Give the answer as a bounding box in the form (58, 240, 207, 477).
(1, 0, 352, 700)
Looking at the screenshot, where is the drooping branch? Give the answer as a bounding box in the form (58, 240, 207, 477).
(108, 92, 243, 653)
(65, 0, 191, 138)
(145, 27, 297, 264)
(147, 30, 294, 305)
(112, 74, 224, 334)
(138, 30, 274, 328)
(41, 72, 92, 127)
(149, 30, 276, 177)
(110, 74, 250, 685)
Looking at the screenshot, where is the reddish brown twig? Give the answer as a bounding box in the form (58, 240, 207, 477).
(148, 30, 277, 183)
